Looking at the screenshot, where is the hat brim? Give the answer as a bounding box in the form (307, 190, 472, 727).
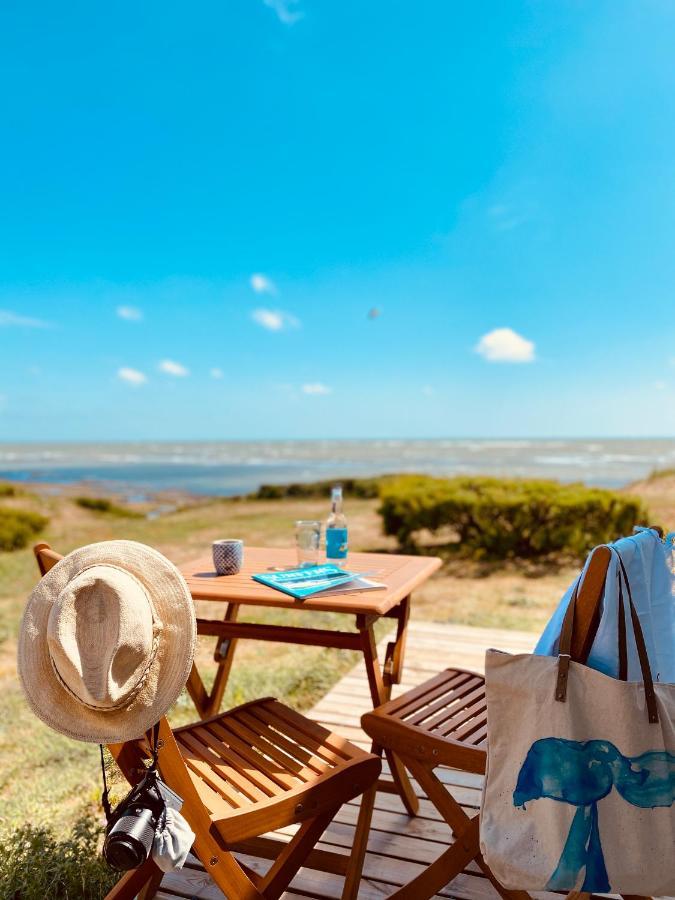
(18, 540, 197, 744)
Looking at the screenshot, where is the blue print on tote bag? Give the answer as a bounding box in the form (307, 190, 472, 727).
(513, 737, 675, 892)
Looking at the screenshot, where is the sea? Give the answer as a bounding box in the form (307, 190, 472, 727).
(0, 439, 673, 499)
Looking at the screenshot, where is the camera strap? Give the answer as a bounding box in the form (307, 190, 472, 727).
(99, 744, 112, 823)
(99, 721, 161, 825)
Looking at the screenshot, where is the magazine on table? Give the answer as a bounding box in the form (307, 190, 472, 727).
(252, 564, 386, 600)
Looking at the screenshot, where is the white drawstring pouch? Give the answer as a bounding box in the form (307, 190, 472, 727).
(152, 807, 195, 872)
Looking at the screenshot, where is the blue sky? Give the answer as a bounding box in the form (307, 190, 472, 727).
(2, 0, 675, 440)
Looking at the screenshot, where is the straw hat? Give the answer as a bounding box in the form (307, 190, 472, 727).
(18, 540, 196, 744)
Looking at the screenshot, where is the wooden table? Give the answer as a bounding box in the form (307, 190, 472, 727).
(179, 546, 442, 816)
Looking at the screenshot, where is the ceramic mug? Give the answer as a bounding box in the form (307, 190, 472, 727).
(212, 539, 244, 575)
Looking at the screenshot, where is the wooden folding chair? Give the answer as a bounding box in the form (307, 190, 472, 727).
(361, 544, 652, 900)
(33, 543, 381, 900)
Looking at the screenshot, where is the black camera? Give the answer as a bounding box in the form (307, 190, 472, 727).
(103, 768, 182, 871)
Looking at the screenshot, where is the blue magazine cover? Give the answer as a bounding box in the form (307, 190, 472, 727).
(252, 564, 384, 600)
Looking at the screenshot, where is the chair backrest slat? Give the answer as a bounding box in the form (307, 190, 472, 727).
(33, 542, 62, 575)
(570, 544, 612, 664)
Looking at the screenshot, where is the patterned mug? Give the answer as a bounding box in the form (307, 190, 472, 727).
(212, 539, 244, 575)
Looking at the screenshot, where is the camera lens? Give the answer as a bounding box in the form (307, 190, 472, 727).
(104, 806, 157, 871)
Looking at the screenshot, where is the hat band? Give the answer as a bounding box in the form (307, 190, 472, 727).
(49, 630, 161, 713)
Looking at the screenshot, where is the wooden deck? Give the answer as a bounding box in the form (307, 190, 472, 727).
(156, 621, 539, 900)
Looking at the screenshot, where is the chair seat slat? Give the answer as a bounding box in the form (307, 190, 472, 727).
(264, 700, 356, 760)
(178, 736, 245, 808)
(236, 709, 330, 776)
(205, 720, 294, 792)
(213, 716, 310, 786)
(256, 703, 350, 766)
(470, 726, 488, 746)
(380, 669, 461, 715)
(439, 700, 488, 740)
(386, 670, 476, 718)
(191, 725, 279, 798)
(181, 730, 269, 803)
(406, 680, 486, 730)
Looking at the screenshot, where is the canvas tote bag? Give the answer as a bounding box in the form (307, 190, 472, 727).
(480, 551, 675, 895)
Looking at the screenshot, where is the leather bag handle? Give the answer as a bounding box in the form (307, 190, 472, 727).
(555, 548, 659, 724)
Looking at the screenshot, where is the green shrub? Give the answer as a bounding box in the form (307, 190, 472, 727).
(0, 507, 48, 552)
(75, 497, 142, 518)
(0, 814, 117, 899)
(0, 482, 19, 497)
(252, 476, 393, 500)
(378, 475, 647, 559)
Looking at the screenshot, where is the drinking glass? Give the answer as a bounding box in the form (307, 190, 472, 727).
(295, 520, 322, 567)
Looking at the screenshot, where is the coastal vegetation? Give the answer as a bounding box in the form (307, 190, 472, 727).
(252, 476, 389, 500)
(378, 475, 646, 557)
(255, 474, 648, 560)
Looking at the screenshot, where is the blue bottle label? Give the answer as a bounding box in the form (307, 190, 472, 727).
(326, 527, 348, 559)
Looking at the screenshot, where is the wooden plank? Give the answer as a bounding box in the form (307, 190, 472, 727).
(197, 618, 363, 651)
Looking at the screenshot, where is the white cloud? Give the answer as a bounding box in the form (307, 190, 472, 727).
(252, 308, 300, 331)
(302, 382, 332, 395)
(0, 310, 51, 328)
(475, 327, 535, 363)
(250, 273, 277, 295)
(422, 385, 435, 396)
(118, 367, 147, 386)
(654, 380, 667, 391)
(210, 367, 224, 379)
(117, 305, 143, 321)
(263, 0, 303, 25)
(159, 359, 190, 377)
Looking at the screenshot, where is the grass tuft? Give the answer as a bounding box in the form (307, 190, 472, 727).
(75, 497, 142, 518)
(0, 508, 48, 552)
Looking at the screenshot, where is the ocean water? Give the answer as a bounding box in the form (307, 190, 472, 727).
(0, 439, 673, 498)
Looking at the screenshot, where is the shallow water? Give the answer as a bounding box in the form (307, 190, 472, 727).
(0, 439, 673, 498)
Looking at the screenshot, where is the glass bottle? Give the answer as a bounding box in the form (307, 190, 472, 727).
(325, 484, 348, 566)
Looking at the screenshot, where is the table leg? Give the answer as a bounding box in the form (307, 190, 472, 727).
(186, 604, 239, 719)
(383, 594, 411, 687)
(185, 664, 210, 717)
(357, 615, 419, 816)
(204, 603, 240, 718)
